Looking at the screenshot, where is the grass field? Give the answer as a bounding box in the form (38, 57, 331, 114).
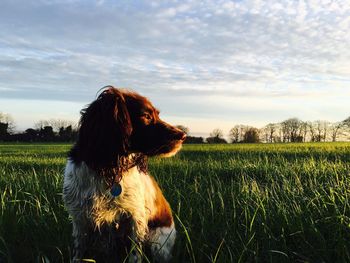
(0, 142, 350, 262)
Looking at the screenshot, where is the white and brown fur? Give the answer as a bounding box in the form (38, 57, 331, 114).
(63, 87, 186, 262)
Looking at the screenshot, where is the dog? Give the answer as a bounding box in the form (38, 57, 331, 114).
(63, 86, 186, 262)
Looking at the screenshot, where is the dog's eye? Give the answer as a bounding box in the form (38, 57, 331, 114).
(142, 113, 152, 121)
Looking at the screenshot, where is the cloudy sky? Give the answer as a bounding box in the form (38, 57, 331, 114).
(1, 0, 350, 136)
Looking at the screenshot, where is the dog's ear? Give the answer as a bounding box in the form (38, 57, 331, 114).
(76, 88, 132, 170)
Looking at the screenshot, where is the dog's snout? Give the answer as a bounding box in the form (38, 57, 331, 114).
(174, 131, 186, 141)
(158, 121, 187, 142)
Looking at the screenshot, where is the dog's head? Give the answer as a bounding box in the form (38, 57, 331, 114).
(73, 86, 186, 169)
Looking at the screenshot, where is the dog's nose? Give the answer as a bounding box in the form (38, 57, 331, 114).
(174, 131, 186, 141)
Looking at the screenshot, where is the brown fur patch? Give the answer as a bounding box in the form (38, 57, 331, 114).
(148, 176, 173, 228)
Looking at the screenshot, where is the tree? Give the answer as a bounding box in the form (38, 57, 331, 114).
(287, 118, 302, 142)
(210, 129, 224, 138)
(342, 116, 350, 138)
(280, 118, 304, 142)
(35, 119, 75, 132)
(24, 128, 39, 142)
(243, 128, 260, 143)
(207, 128, 227, 143)
(58, 125, 77, 141)
(280, 120, 291, 142)
(329, 122, 344, 142)
(0, 122, 9, 140)
(34, 120, 51, 130)
(0, 112, 15, 134)
(314, 120, 329, 142)
(307, 121, 316, 142)
(39, 126, 55, 141)
(265, 123, 278, 143)
(50, 119, 76, 132)
(229, 125, 252, 143)
(33, 119, 78, 142)
(206, 136, 227, 144)
(299, 121, 308, 142)
(229, 126, 239, 143)
(184, 136, 204, 144)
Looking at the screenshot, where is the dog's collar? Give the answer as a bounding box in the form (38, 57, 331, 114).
(109, 153, 147, 197)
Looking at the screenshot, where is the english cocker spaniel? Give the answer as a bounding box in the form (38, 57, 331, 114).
(63, 86, 186, 262)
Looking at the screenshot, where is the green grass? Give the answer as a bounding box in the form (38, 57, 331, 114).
(1, 143, 350, 262)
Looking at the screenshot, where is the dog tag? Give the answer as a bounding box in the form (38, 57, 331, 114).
(111, 183, 122, 197)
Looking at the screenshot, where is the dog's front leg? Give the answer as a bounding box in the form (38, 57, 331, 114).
(127, 211, 148, 263)
(72, 218, 92, 261)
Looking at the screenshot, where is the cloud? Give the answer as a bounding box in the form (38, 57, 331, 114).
(0, 0, 350, 131)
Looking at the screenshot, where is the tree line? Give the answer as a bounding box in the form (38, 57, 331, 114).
(1, 112, 349, 143)
(179, 117, 350, 144)
(0, 113, 77, 142)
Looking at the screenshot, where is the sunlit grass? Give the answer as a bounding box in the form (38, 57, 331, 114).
(0, 142, 350, 262)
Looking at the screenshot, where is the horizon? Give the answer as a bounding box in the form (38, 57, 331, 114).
(1, 0, 350, 136)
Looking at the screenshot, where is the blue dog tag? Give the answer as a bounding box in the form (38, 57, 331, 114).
(111, 183, 122, 197)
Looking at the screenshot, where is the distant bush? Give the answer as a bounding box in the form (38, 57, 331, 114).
(184, 136, 204, 144)
(206, 136, 227, 144)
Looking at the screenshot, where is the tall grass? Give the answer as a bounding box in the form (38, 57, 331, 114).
(0, 143, 350, 262)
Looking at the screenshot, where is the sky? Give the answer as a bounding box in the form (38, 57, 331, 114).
(0, 0, 350, 137)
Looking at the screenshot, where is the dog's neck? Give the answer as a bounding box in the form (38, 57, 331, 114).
(96, 153, 148, 188)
